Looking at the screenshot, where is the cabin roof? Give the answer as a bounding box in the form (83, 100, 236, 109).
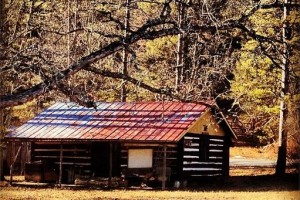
(5, 101, 235, 143)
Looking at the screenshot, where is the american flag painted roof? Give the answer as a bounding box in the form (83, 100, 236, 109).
(5, 102, 209, 142)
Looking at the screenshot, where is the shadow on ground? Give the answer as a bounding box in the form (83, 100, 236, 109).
(186, 173, 299, 192)
(2, 173, 299, 192)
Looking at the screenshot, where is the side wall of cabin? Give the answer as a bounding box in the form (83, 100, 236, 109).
(181, 133, 230, 178)
(179, 111, 230, 178)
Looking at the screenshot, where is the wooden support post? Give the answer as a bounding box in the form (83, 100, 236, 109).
(222, 138, 230, 177)
(21, 142, 25, 175)
(10, 143, 22, 185)
(162, 144, 167, 190)
(0, 144, 2, 181)
(59, 142, 63, 187)
(108, 142, 113, 189)
(27, 142, 31, 163)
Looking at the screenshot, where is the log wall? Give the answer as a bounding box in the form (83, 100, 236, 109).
(120, 143, 178, 178)
(182, 134, 229, 177)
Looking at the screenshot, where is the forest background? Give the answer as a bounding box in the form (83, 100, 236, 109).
(0, 0, 299, 177)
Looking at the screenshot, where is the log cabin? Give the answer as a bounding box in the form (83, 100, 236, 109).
(5, 101, 237, 189)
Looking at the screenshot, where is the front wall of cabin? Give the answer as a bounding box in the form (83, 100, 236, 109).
(120, 143, 178, 181)
(25, 141, 180, 184)
(29, 141, 93, 183)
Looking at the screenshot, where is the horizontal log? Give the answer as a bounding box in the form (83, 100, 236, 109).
(183, 152, 224, 159)
(208, 135, 225, 139)
(209, 156, 223, 160)
(34, 148, 86, 152)
(183, 157, 224, 163)
(183, 167, 222, 171)
(184, 136, 200, 140)
(54, 162, 91, 166)
(209, 143, 224, 147)
(183, 151, 199, 156)
(189, 173, 222, 177)
(154, 150, 177, 154)
(183, 154, 203, 159)
(34, 141, 91, 145)
(183, 148, 224, 154)
(183, 169, 223, 176)
(209, 149, 223, 153)
(183, 148, 199, 152)
(123, 143, 177, 147)
(209, 139, 224, 144)
(183, 161, 222, 165)
(185, 134, 225, 140)
(153, 157, 177, 160)
(184, 161, 222, 165)
(189, 143, 200, 147)
(34, 156, 91, 159)
(183, 165, 222, 171)
(208, 146, 224, 151)
(209, 152, 224, 157)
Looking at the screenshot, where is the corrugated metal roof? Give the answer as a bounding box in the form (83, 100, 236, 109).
(5, 102, 209, 142)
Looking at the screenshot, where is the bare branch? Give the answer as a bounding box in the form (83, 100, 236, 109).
(85, 65, 171, 95)
(0, 18, 176, 108)
(1, 10, 288, 109)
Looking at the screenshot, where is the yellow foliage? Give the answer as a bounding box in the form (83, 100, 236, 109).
(249, 9, 281, 37)
(138, 1, 164, 16)
(145, 36, 177, 58)
(11, 100, 37, 121)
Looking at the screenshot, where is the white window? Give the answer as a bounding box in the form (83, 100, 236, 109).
(128, 149, 153, 168)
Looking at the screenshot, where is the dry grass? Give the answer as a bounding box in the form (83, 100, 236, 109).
(230, 146, 299, 176)
(230, 146, 278, 160)
(230, 167, 275, 176)
(0, 187, 299, 200)
(1, 174, 299, 200)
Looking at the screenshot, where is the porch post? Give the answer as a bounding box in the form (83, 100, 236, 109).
(222, 137, 230, 177)
(59, 142, 63, 187)
(10, 142, 22, 185)
(108, 142, 113, 188)
(162, 144, 167, 190)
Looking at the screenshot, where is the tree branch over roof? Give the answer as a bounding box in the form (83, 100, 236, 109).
(0, 6, 287, 109)
(0, 18, 177, 109)
(85, 65, 172, 96)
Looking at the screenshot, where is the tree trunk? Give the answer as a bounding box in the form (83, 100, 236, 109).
(276, 0, 289, 175)
(176, 1, 185, 90)
(121, 0, 131, 102)
(0, 0, 6, 181)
